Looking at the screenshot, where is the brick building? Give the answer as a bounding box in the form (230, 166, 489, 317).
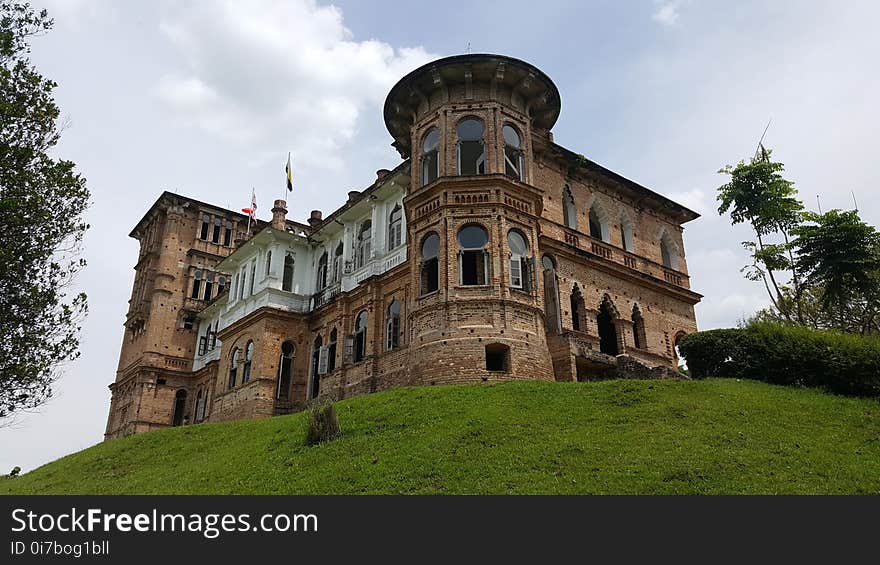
(105, 54, 701, 439)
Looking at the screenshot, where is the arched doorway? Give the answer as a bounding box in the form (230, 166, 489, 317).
(310, 335, 322, 400)
(597, 295, 619, 356)
(171, 389, 187, 426)
(277, 341, 295, 400)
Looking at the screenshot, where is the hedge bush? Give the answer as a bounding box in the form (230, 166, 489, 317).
(678, 322, 880, 397)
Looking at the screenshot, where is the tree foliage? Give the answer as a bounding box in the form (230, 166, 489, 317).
(0, 2, 89, 420)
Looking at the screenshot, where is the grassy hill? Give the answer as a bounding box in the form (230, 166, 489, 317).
(4, 379, 880, 495)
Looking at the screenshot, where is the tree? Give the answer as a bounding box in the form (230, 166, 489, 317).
(717, 151, 804, 322)
(0, 2, 89, 420)
(790, 210, 880, 333)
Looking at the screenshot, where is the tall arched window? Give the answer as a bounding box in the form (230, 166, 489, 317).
(589, 206, 604, 240)
(277, 341, 295, 399)
(632, 304, 646, 350)
(503, 124, 524, 180)
(570, 285, 585, 331)
(228, 348, 239, 389)
(327, 327, 337, 373)
(333, 242, 344, 282)
(457, 118, 485, 175)
(316, 252, 328, 291)
(421, 127, 440, 185)
(223, 221, 233, 246)
(388, 205, 403, 250)
(354, 311, 368, 363)
(242, 341, 254, 384)
(203, 272, 214, 300)
(507, 229, 530, 290)
(248, 261, 256, 295)
(200, 216, 210, 240)
(282, 253, 295, 291)
(660, 235, 679, 269)
(542, 254, 562, 334)
(172, 389, 187, 426)
(310, 335, 322, 399)
(356, 220, 372, 269)
(458, 224, 489, 286)
(598, 295, 619, 356)
(194, 388, 205, 423)
(563, 186, 577, 230)
(620, 216, 634, 252)
(191, 270, 203, 299)
(386, 300, 401, 350)
(265, 250, 272, 276)
(420, 232, 440, 295)
(217, 276, 226, 296)
(212, 218, 222, 243)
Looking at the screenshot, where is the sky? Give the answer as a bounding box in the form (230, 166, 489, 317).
(2, 0, 879, 473)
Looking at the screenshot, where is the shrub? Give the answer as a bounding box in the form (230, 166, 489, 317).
(678, 322, 880, 397)
(305, 400, 341, 446)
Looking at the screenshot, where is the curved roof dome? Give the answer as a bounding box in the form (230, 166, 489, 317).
(384, 53, 561, 157)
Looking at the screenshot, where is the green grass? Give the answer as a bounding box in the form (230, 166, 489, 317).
(4, 379, 880, 494)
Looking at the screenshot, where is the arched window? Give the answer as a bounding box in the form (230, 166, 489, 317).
(542, 254, 561, 334)
(265, 250, 272, 276)
(354, 311, 368, 363)
(316, 252, 328, 291)
(328, 327, 338, 373)
(420, 232, 440, 295)
(333, 242, 344, 282)
(223, 220, 233, 246)
(194, 388, 205, 423)
(421, 127, 440, 185)
(457, 117, 485, 175)
(248, 261, 256, 295)
(277, 341, 295, 399)
(388, 205, 403, 250)
(355, 220, 372, 269)
(203, 272, 214, 300)
(598, 295, 619, 356)
(503, 124, 524, 180)
(217, 276, 226, 296)
(570, 285, 585, 331)
(228, 348, 239, 389)
(386, 300, 401, 350)
(172, 389, 187, 426)
(661, 235, 679, 270)
(212, 218, 222, 243)
(231, 273, 239, 300)
(458, 224, 489, 286)
(191, 270, 203, 299)
(242, 341, 254, 384)
(507, 229, 531, 290)
(282, 253, 295, 291)
(620, 217, 634, 252)
(589, 206, 605, 240)
(200, 216, 210, 240)
(632, 304, 646, 350)
(563, 186, 577, 229)
(310, 334, 322, 399)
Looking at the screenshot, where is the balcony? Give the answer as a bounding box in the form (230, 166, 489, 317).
(560, 227, 690, 289)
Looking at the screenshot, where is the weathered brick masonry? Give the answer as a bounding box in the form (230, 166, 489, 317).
(105, 54, 701, 439)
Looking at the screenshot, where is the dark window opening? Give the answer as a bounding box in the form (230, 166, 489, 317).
(212, 219, 221, 243)
(277, 342, 295, 400)
(310, 335, 322, 399)
(282, 254, 295, 291)
(172, 390, 187, 426)
(317, 252, 328, 290)
(223, 225, 232, 246)
(457, 118, 485, 175)
(200, 218, 209, 240)
(485, 343, 510, 372)
(228, 349, 239, 389)
(328, 328, 337, 373)
(422, 127, 440, 185)
(386, 300, 401, 350)
(191, 270, 202, 299)
(570, 286, 584, 331)
(354, 311, 368, 363)
(563, 186, 577, 230)
(589, 208, 603, 240)
(420, 233, 440, 294)
(632, 304, 646, 350)
(203, 273, 214, 300)
(598, 297, 619, 356)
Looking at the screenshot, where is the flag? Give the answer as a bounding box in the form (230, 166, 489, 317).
(242, 189, 256, 220)
(285, 152, 293, 192)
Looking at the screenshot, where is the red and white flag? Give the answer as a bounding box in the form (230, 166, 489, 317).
(241, 189, 257, 220)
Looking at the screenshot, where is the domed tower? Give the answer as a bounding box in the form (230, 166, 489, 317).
(385, 54, 560, 384)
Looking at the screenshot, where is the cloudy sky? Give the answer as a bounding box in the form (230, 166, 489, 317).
(3, 0, 878, 473)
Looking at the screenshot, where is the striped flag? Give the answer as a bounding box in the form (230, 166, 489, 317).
(241, 189, 256, 219)
(285, 152, 293, 192)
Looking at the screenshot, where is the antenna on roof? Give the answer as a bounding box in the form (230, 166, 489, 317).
(753, 118, 772, 162)
(816, 194, 823, 214)
(851, 190, 859, 213)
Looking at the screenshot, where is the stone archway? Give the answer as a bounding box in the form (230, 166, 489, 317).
(597, 294, 620, 356)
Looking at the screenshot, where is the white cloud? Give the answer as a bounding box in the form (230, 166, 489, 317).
(154, 0, 435, 171)
(652, 1, 681, 27)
